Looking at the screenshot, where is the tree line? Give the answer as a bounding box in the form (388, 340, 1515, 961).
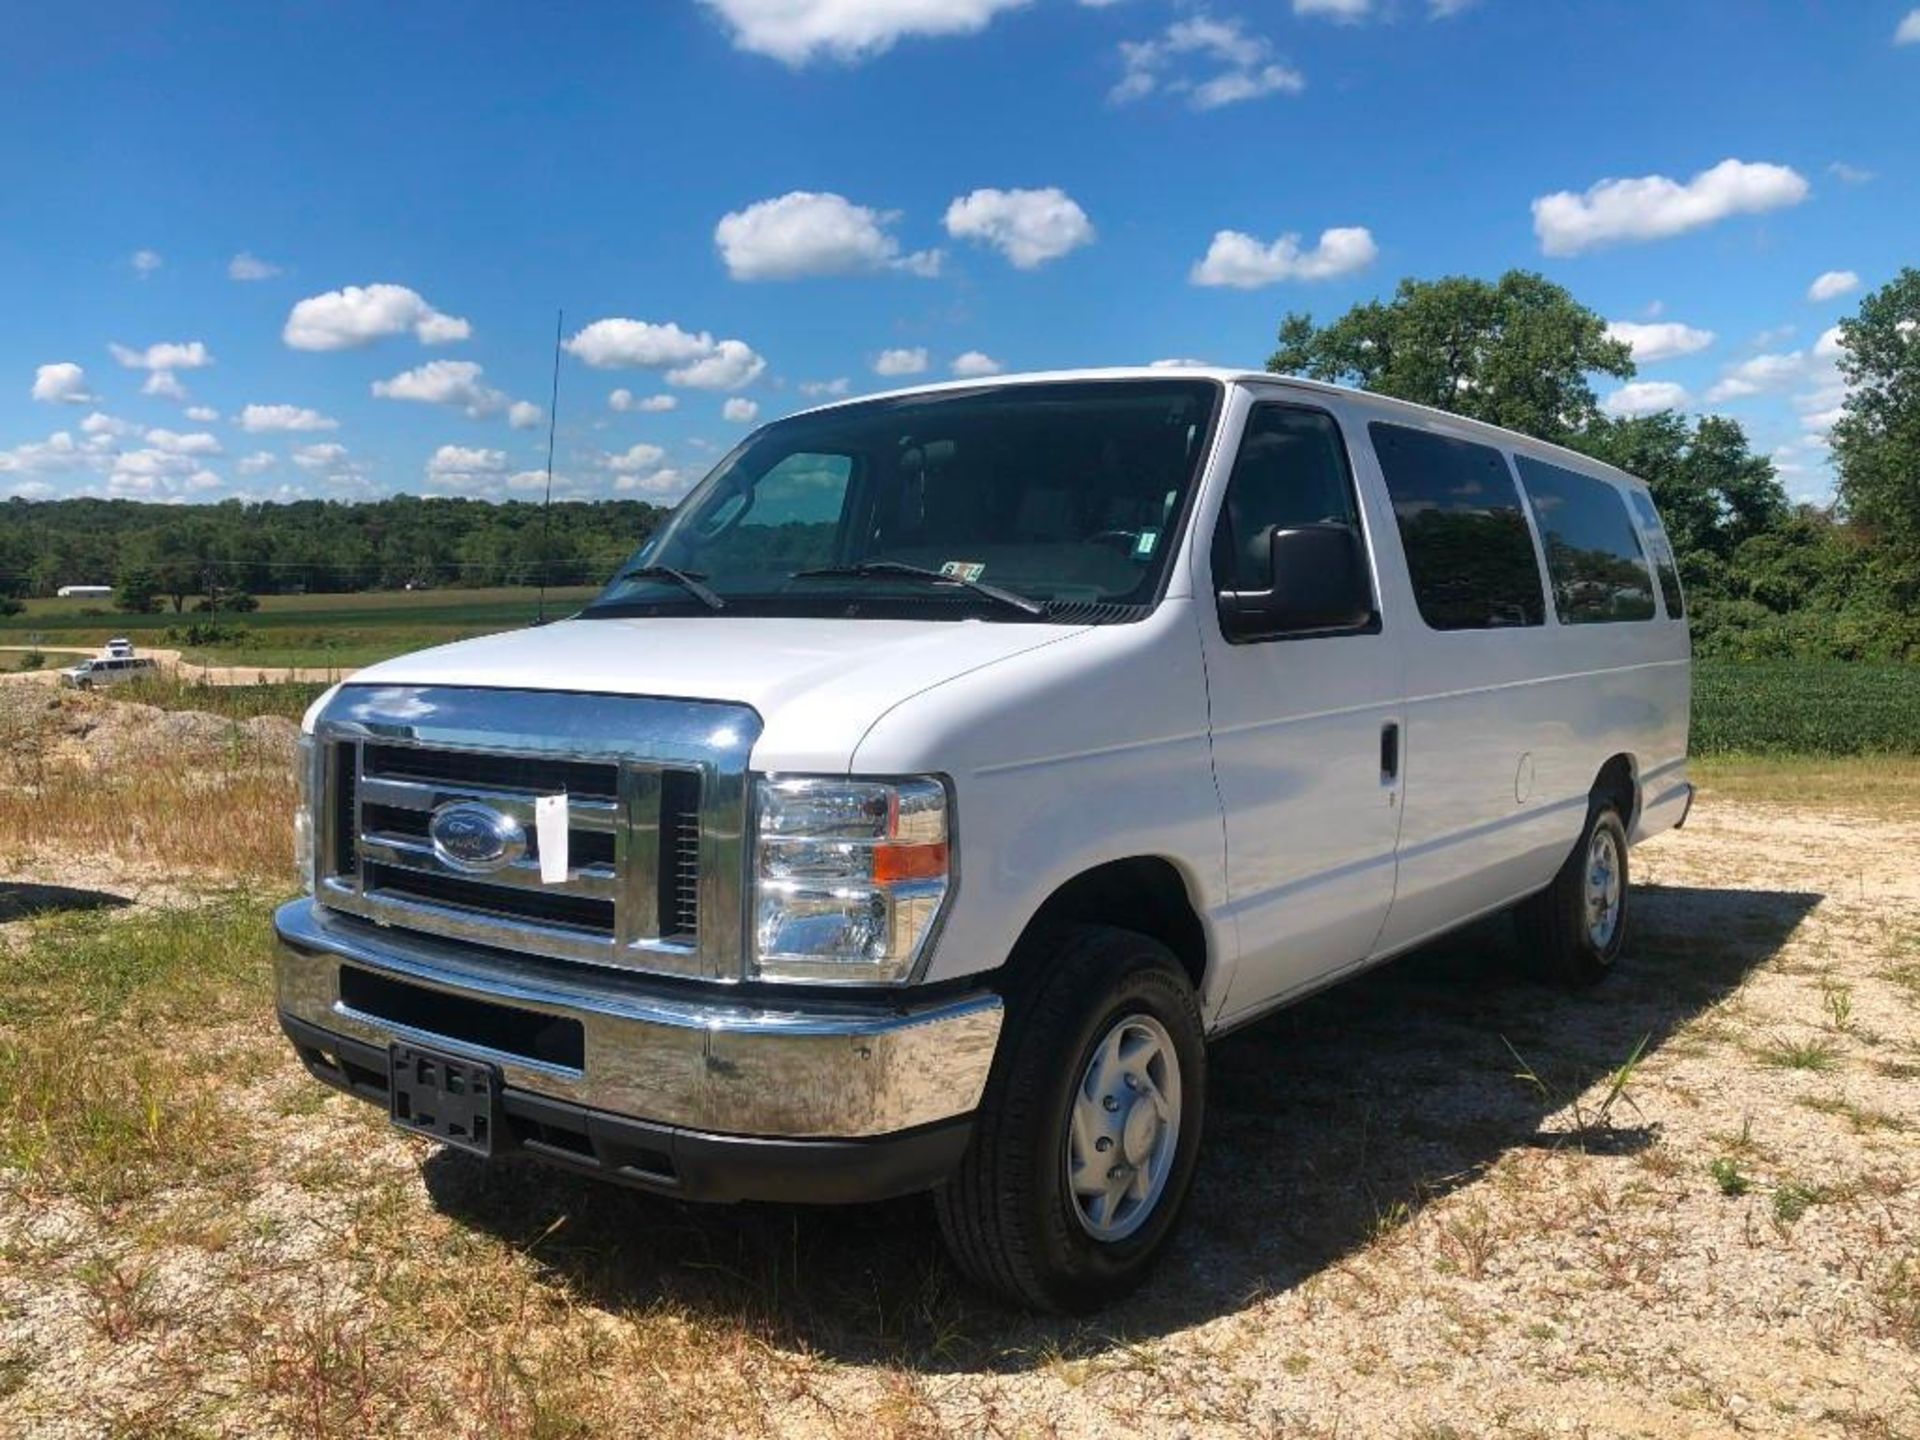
(1271, 267, 1920, 662)
(0, 495, 667, 614)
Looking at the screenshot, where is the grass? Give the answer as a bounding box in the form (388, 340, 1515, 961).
(0, 585, 600, 668)
(114, 674, 330, 722)
(1755, 1036, 1843, 1072)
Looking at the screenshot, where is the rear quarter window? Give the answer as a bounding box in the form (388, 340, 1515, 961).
(1513, 455, 1659, 624)
(1369, 422, 1545, 631)
(1624, 488, 1685, 618)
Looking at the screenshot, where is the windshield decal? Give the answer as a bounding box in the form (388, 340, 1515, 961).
(939, 561, 987, 583)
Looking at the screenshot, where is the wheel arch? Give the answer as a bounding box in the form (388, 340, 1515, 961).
(1001, 856, 1210, 998)
(1592, 752, 1639, 833)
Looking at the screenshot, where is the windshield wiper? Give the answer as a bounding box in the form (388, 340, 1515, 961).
(790, 561, 1046, 617)
(607, 565, 725, 611)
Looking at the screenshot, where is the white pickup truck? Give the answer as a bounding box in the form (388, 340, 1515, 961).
(278, 369, 1691, 1311)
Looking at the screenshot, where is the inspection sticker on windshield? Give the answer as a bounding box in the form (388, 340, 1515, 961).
(1134, 528, 1160, 559)
(940, 561, 986, 582)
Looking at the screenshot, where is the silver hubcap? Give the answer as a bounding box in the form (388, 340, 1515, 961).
(1585, 827, 1623, 950)
(1066, 1014, 1182, 1242)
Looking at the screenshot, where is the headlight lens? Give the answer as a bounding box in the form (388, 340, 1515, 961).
(752, 776, 950, 983)
(293, 733, 317, 894)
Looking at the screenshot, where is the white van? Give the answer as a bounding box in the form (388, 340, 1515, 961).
(277, 370, 1690, 1311)
(61, 654, 157, 688)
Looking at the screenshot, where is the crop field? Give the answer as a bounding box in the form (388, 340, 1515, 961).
(0, 586, 602, 669)
(0, 684, 1917, 1437)
(1693, 661, 1920, 758)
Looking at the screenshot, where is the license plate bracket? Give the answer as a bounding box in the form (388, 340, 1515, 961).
(388, 1043, 501, 1157)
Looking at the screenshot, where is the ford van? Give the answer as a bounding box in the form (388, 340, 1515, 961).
(276, 369, 1691, 1311)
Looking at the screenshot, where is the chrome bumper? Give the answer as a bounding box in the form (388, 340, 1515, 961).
(273, 898, 1004, 1140)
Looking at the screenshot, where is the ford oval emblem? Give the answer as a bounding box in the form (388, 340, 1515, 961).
(428, 801, 527, 874)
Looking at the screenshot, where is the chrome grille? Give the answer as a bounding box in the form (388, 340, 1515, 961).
(311, 686, 760, 982)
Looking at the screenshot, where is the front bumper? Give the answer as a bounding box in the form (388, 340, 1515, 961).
(273, 898, 1004, 1199)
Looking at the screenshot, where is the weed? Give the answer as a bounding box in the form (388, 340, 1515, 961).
(1756, 1036, 1842, 1072)
(1709, 1157, 1753, 1197)
(1822, 982, 1856, 1032)
(1771, 1181, 1827, 1225)
(1504, 1031, 1649, 1145)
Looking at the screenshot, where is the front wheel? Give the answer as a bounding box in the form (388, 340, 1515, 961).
(935, 925, 1206, 1313)
(1517, 801, 1630, 987)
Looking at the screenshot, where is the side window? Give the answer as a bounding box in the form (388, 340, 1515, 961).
(1370, 422, 1545, 631)
(1513, 456, 1658, 624)
(1212, 404, 1367, 593)
(1625, 488, 1685, 618)
(692, 452, 854, 572)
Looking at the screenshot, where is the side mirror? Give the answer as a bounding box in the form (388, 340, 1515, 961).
(1219, 523, 1373, 641)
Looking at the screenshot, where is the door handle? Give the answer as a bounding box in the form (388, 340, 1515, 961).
(1380, 722, 1400, 783)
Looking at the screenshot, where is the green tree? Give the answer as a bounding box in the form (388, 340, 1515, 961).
(1832, 267, 1920, 603)
(1574, 412, 1786, 574)
(114, 568, 162, 613)
(1268, 269, 1634, 443)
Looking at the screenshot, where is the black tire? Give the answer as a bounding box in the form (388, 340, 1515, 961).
(1517, 801, 1630, 987)
(934, 924, 1206, 1313)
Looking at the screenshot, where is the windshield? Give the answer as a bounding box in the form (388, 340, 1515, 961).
(585, 378, 1222, 623)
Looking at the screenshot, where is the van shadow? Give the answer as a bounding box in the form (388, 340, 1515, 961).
(0, 882, 133, 924)
(421, 881, 1820, 1372)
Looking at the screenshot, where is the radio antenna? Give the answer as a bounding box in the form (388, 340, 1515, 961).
(536, 307, 563, 626)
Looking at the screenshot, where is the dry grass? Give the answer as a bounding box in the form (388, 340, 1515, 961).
(1, 707, 1917, 1436)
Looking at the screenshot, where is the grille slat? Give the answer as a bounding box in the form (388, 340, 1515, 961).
(318, 739, 703, 972)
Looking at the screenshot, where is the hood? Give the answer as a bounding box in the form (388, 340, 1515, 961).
(345, 615, 1092, 772)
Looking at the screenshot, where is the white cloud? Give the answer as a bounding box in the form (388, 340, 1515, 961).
(873, 347, 930, 377)
(1150, 357, 1215, 368)
(142, 371, 188, 401)
(723, 397, 761, 423)
(1113, 16, 1304, 110)
(564, 319, 766, 390)
(1828, 161, 1875, 185)
(610, 388, 678, 413)
(32, 362, 94, 404)
(1704, 351, 1809, 403)
(668, 339, 768, 391)
(1603, 320, 1716, 363)
(715, 191, 940, 280)
(1807, 269, 1861, 302)
(1814, 325, 1846, 360)
(106, 445, 223, 499)
(110, 340, 213, 371)
(371, 359, 506, 418)
(508, 400, 543, 430)
(1531, 159, 1809, 256)
(81, 412, 133, 438)
(1293, 0, 1370, 18)
(283, 283, 471, 350)
(603, 443, 669, 473)
(1190, 226, 1377, 287)
(237, 403, 339, 433)
(290, 442, 354, 473)
(184, 405, 220, 422)
(613, 467, 691, 499)
(425, 444, 508, 489)
(951, 351, 1004, 377)
(0, 430, 90, 478)
(144, 428, 223, 456)
(1601, 382, 1691, 417)
(236, 451, 277, 476)
(228, 251, 282, 281)
(943, 187, 1095, 269)
(131, 249, 162, 278)
(799, 378, 851, 397)
(696, 0, 1031, 65)
(1897, 9, 1920, 44)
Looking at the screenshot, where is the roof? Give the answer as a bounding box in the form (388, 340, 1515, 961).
(786, 366, 1647, 491)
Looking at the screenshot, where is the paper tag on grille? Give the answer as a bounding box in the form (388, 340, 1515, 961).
(535, 794, 569, 883)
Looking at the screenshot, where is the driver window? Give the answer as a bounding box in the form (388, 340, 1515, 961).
(1213, 404, 1363, 592)
(693, 452, 854, 572)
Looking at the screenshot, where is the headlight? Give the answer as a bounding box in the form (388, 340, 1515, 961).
(294, 733, 317, 894)
(751, 776, 950, 983)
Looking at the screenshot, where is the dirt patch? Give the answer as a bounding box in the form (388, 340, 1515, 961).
(1, 783, 1917, 1437)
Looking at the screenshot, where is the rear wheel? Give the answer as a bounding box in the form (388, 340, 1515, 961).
(1518, 801, 1630, 987)
(935, 925, 1206, 1313)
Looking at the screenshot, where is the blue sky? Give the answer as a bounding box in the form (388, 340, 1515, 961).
(3, 0, 1916, 508)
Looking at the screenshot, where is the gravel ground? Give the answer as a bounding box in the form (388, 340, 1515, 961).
(1, 774, 1916, 1438)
